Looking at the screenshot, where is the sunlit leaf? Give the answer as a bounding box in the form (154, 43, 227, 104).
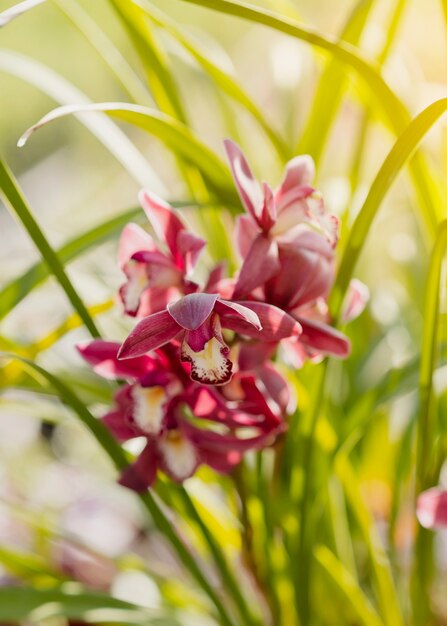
(0, 0, 46, 27)
(0, 585, 173, 624)
(18, 102, 236, 202)
(177, 0, 443, 236)
(0, 158, 100, 338)
(0, 49, 164, 190)
(331, 98, 447, 318)
(54, 0, 151, 104)
(130, 0, 288, 159)
(314, 545, 384, 626)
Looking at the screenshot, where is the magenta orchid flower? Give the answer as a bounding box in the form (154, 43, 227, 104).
(118, 292, 302, 385)
(224, 139, 339, 299)
(119, 190, 205, 316)
(417, 488, 447, 529)
(115, 374, 285, 491)
(78, 340, 284, 491)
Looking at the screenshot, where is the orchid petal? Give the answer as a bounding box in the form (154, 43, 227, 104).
(118, 310, 181, 359)
(259, 182, 276, 231)
(136, 286, 181, 318)
(223, 302, 302, 342)
(118, 223, 155, 268)
(342, 278, 370, 323)
(277, 154, 315, 197)
(182, 315, 232, 385)
(215, 299, 261, 330)
(223, 139, 263, 222)
(77, 340, 154, 380)
(204, 262, 227, 292)
(119, 442, 159, 492)
(131, 385, 166, 435)
(139, 189, 185, 258)
(233, 235, 280, 299)
(159, 429, 198, 481)
(417, 488, 447, 529)
(102, 403, 136, 442)
(176, 229, 206, 272)
(235, 213, 259, 259)
(258, 363, 292, 414)
(168, 292, 219, 330)
(297, 316, 351, 357)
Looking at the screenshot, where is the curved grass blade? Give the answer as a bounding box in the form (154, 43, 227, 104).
(0, 0, 45, 27)
(0, 585, 169, 624)
(330, 98, 447, 318)
(0, 353, 238, 626)
(53, 0, 151, 105)
(109, 0, 187, 122)
(18, 102, 236, 201)
(176, 0, 442, 237)
(314, 545, 385, 626)
(130, 0, 288, 159)
(0, 49, 164, 191)
(0, 158, 100, 338)
(298, 0, 375, 166)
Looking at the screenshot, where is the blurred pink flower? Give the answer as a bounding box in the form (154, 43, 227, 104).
(417, 487, 447, 529)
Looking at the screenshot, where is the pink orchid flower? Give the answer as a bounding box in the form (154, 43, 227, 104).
(417, 488, 447, 529)
(224, 139, 339, 300)
(118, 292, 302, 385)
(115, 375, 284, 492)
(78, 340, 284, 491)
(119, 190, 205, 316)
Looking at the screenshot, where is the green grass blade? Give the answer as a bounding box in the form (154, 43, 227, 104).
(131, 0, 288, 160)
(0, 49, 164, 190)
(0, 353, 238, 626)
(336, 455, 404, 626)
(176, 0, 442, 237)
(314, 545, 385, 626)
(0, 0, 46, 26)
(0, 585, 169, 624)
(417, 220, 447, 489)
(298, 0, 375, 166)
(175, 485, 261, 626)
(0, 207, 140, 321)
(0, 158, 100, 338)
(110, 0, 188, 122)
(53, 0, 151, 104)
(18, 102, 236, 201)
(330, 98, 447, 318)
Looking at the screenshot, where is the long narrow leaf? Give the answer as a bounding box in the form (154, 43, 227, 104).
(298, 0, 375, 166)
(0, 207, 140, 320)
(18, 102, 236, 201)
(176, 0, 442, 237)
(53, 0, 151, 104)
(131, 0, 288, 159)
(0, 49, 164, 191)
(417, 220, 447, 489)
(0, 585, 168, 624)
(314, 545, 385, 626)
(0, 353, 237, 626)
(0, 0, 45, 26)
(0, 158, 100, 338)
(331, 98, 447, 318)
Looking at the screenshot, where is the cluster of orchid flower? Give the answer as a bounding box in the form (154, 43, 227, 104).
(77, 140, 362, 492)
